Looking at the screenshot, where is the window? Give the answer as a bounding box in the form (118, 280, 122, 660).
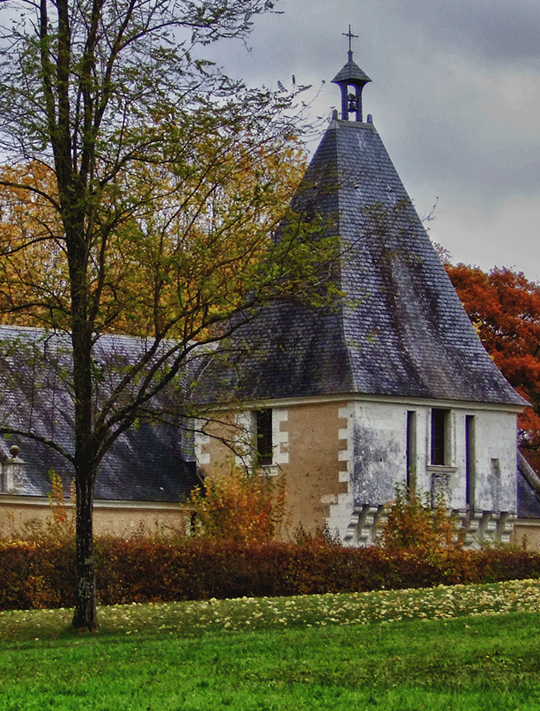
(431, 408, 450, 465)
(406, 410, 417, 488)
(465, 415, 475, 510)
(256, 409, 273, 466)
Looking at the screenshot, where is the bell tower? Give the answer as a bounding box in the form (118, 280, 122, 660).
(331, 26, 371, 122)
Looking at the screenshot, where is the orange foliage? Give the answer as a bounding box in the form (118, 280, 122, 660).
(5, 537, 540, 609)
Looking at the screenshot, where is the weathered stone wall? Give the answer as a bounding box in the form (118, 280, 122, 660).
(195, 401, 347, 538)
(195, 398, 520, 546)
(0, 496, 189, 539)
(466, 410, 517, 513)
(511, 521, 540, 551)
(280, 402, 347, 536)
(328, 400, 518, 544)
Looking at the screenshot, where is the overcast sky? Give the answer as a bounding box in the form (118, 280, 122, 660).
(203, 0, 540, 281)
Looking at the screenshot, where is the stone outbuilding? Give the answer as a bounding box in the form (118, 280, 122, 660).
(0, 325, 199, 538)
(0, 45, 536, 548)
(195, 47, 528, 545)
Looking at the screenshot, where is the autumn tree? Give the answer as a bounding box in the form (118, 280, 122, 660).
(445, 262, 540, 467)
(0, 0, 334, 630)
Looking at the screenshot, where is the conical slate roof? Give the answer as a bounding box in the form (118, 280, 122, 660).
(305, 117, 525, 405)
(201, 89, 525, 408)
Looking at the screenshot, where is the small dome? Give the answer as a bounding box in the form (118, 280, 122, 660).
(331, 59, 371, 87)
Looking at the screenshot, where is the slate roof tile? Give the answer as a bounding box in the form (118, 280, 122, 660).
(202, 118, 525, 407)
(0, 325, 197, 501)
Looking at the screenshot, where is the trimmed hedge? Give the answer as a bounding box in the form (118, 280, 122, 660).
(2, 537, 540, 610)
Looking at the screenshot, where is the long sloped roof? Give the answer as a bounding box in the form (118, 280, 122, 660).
(0, 325, 197, 501)
(202, 115, 525, 407)
(517, 452, 540, 518)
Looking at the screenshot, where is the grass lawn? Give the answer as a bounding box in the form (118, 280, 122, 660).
(1, 579, 540, 710)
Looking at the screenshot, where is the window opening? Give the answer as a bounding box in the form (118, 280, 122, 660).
(256, 409, 273, 466)
(406, 410, 417, 489)
(431, 409, 449, 465)
(465, 415, 475, 511)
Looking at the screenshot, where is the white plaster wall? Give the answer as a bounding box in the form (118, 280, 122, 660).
(402, 406, 517, 513)
(450, 410, 467, 508)
(414, 407, 431, 493)
(234, 411, 255, 468)
(347, 401, 517, 515)
(468, 410, 517, 513)
(194, 421, 211, 466)
(350, 400, 408, 506)
(326, 403, 356, 541)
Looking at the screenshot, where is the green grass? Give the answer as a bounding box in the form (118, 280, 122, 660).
(1, 579, 540, 710)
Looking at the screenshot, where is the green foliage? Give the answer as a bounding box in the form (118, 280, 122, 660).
(378, 485, 460, 551)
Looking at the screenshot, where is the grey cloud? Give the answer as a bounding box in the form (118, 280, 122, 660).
(385, 0, 540, 64)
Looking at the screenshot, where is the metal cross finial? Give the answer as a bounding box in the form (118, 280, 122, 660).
(342, 25, 358, 60)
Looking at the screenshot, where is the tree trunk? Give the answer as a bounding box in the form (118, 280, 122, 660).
(70, 318, 98, 631)
(72, 469, 97, 631)
(68, 225, 98, 631)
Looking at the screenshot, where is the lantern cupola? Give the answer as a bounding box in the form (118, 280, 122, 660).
(331, 26, 371, 122)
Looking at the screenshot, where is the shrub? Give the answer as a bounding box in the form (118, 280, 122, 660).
(378, 484, 460, 551)
(189, 465, 286, 542)
(0, 539, 75, 609)
(0, 537, 538, 609)
(3, 534, 540, 611)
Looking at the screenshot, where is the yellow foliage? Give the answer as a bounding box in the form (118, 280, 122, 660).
(378, 485, 460, 551)
(46, 470, 75, 540)
(0, 162, 67, 328)
(0, 127, 321, 342)
(189, 466, 286, 543)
